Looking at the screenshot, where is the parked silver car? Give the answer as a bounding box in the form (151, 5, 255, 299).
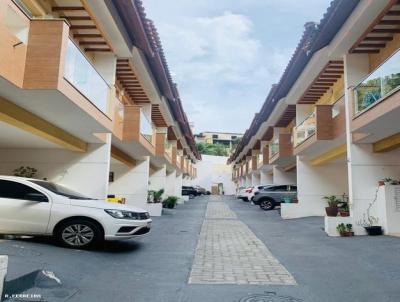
(252, 185, 297, 210)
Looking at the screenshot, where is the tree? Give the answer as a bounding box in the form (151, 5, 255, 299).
(196, 142, 228, 156)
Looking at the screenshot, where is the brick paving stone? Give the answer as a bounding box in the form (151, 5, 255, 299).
(188, 200, 296, 285)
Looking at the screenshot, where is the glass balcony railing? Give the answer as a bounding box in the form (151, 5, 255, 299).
(269, 138, 279, 158)
(354, 49, 400, 115)
(293, 111, 316, 146)
(165, 139, 173, 158)
(258, 154, 263, 167)
(140, 109, 153, 143)
(64, 39, 109, 114)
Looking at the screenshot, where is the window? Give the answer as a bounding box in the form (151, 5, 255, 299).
(212, 134, 218, 139)
(231, 136, 237, 139)
(0, 180, 47, 201)
(30, 180, 92, 200)
(268, 185, 288, 192)
(289, 185, 297, 192)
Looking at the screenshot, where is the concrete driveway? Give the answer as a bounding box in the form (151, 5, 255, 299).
(1, 196, 400, 302)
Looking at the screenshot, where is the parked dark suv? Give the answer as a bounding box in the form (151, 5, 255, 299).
(252, 185, 297, 210)
(182, 186, 198, 198)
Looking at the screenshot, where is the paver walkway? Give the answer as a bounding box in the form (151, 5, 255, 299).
(189, 198, 296, 285)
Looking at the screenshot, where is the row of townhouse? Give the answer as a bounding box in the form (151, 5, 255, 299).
(229, 0, 400, 236)
(0, 0, 200, 216)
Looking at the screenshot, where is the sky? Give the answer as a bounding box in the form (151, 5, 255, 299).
(144, 0, 332, 134)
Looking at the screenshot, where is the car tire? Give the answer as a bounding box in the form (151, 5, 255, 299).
(55, 219, 103, 249)
(259, 198, 275, 211)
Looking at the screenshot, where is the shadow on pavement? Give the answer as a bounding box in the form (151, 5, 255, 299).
(0, 235, 143, 254)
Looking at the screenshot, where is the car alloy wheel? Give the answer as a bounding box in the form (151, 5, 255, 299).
(61, 224, 95, 247)
(260, 199, 274, 211)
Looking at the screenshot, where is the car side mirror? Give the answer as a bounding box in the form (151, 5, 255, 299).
(25, 193, 48, 202)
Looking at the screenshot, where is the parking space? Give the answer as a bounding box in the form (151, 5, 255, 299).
(1, 196, 400, 302)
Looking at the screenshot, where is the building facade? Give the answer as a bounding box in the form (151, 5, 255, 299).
(229, 0, 400, 236)
(195, 131, 242, 148)
(0, 0, 199, 216)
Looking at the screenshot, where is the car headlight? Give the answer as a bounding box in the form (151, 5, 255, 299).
(105, 209, 150, 220)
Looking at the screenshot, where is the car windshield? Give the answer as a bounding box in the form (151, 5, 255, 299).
(29, 180, 96, 200)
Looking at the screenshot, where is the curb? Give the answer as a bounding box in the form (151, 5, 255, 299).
(0, 256, 8, 299)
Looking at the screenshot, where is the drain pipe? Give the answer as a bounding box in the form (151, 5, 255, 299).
(0, 256, 7, 299)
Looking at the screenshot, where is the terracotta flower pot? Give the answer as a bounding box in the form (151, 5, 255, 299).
(339, 210, 349, 217)
(340, 231, 354, 237)
(378, 180, 385, 186)
(325, 206, 338, 217)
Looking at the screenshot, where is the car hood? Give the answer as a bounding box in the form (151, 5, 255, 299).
(69, 199, 148, 213)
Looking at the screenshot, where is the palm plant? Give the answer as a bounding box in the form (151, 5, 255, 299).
(148, 189, 164, 203)
(322, 195, 341, 207)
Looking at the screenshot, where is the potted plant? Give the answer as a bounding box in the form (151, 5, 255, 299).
(383, 177, 393, 185)
(337, 223, 354, 237)
(338, 194, 350, 217)
(163, 196, 178, 209)
(147, 189, 164, 203)
(356, 186, 383, 236)
(13, 166, 37, 178)
(323, 195, 341, 217)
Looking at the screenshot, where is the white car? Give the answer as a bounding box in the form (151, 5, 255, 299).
(247, 185, 274, 202)
(0, 176, 152, 249)
(236, 186, 246, 199)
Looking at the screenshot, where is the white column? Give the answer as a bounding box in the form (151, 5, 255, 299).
(149, 165, 166, 196)
(260, 170, 273, 184)
(108, 157, 150, 209)
(273, 166, 296, 185)
(166, 170, 177, 196)
(342, 53, 400, 234)
(246, 175, 252, 187)
(292, 156, 348, 218)
(175, 172, 183, 198)
(251, 173, 260, 186)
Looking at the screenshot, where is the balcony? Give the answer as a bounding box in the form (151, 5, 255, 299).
(112, 102, 155, 158)
(0, 16, 112, 142)
(354, 49, 400, 116)
(164, 140, 173, 163)
(64, 39, 109, 114)
(0, 0, 30, 87)
(293, 112, 316, 147)
(269, 138, 280, 159)
(293, 99, 346, 156)
(269, 132, 293, 166)
(352, 49, 400, 144)
(176, 156, 182, 171)
(140, 110, 153, 143)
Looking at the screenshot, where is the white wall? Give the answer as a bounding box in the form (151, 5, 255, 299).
(285, 156, 349, 218)
(183, 176, 193, 186)
(347, 144, 400, 234)
(149, 165, 166, 197)
(196, 155, 236, 195)
(175, 173, 183, 198)
(108, 158, 149, 209)
(165, 170, 177, 196)
(251, 173, 260, 186)
(0, 141, 111, 199)
(260, 170, 273, 185)
(273, 166, 296, 185)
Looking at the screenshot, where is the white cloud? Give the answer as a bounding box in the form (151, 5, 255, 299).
(154, 12, 292, 132)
